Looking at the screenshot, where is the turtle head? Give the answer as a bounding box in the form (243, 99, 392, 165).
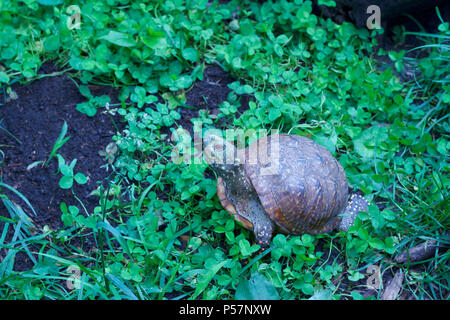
(203, 134, 241, 176)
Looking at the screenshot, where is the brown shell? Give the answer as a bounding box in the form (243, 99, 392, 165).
(243, 134, 348, 235)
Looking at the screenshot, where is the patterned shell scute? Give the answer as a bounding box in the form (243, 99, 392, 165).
(243, 134, 348, 235)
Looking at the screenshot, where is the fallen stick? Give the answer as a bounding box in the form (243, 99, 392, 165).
(381, 269, 404, 300)
(395, 233, 450, 264)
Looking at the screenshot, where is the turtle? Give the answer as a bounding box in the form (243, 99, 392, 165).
(203, 133, 368, 247)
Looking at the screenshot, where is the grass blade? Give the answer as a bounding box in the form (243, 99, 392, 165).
(0, 182, 37, 216)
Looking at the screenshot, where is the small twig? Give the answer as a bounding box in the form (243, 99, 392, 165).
(395, 232, 450, 264)
(381, 269, 404, 300)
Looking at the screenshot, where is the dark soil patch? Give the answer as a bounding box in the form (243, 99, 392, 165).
(179, 65, 250, 135)
(0, 63, 239, 271)
(0, 62, 124, 269)
(185, 65, 235, 115)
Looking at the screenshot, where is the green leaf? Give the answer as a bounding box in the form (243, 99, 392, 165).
(182, 47, 198, 62)
(371, 214, 386, 230)
(353, 126, 387, 159)
(234, 84, 255, 95)
(76, 102, 97, 117)
(318, 0, 336, 7)
(381, 209, 396, 221)
(32, 249, 60, 275)
(438, 22, 449, 32)
(299, 283, 314, 295)
(313, 133, 337, 155)
(26, 161, 44, 171)
(105, 274, 138, 300)
(36, 0, 63, 5)
(238, 239, 252, 257)
(69, 206, 79, 215)
(74, 173, 88, 185)
(61, 212, 74, 227)
(141, 28, 166, 48)
(60, 202, 68, 215)
(368, 237, 385, 250)
(78, 85, 92, 99)
(347, 270, 365, 281)
(193, 260, 228, 299)
(358, 227, 369, 240)
(60, 164, 73, 177)
(235, 273, 280, 300)
(0, 72, 10, 84)
(59, 176, 73, 189)
(301, 234, 314, 246)
(69, 158, 78, 170)
(268, 108, 281, 121)
(309, 289, 334, 300)
(351, 291, 365, 300)
(232, 57, 242, 69)
(412, 133, 432, 154)
(44, 35, 60, 52)
(48, 122, 70, 163)
(99, 31, 136, 47)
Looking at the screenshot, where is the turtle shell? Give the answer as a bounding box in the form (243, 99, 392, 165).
(242, 134, 348, 235)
